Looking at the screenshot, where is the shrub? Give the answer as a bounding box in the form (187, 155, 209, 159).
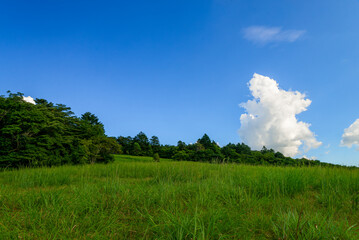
(153, 153, 160, 162)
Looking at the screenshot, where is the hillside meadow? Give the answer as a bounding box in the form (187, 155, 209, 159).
(0, 155, 359, 239)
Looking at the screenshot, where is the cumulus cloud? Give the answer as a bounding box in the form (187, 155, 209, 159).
(341, 119, 359, 150)
(22, 96, 36, 105)
(238, 73, 321, 157)
(243, 26, 305, 44)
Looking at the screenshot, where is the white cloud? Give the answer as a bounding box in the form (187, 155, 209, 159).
(302, 155, 317, 160)
(22, 96, 36, 105)
(243, 26, 305, 44)
(238, 73, 321, 157)
(341, 119, 359, 150)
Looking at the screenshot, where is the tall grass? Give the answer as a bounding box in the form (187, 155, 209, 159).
(0, 155, 358, 239)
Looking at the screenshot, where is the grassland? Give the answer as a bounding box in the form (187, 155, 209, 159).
(0, 155, 359, 239)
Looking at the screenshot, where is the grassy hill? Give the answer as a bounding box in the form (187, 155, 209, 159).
(1, 155, 358, 239)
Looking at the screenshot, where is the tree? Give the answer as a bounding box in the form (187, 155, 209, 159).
(159, 145, 177, 159)
(150, 136, 160, 153)
(235, 143, 251, 155)
(173, 151, 189, 161)
(132, 142, 141, 156)
(198, 134, 212, 149)
(195, 142, 205, 151)
(81, 112, 102, 126)
(79, 112, 105, 138)
(221, 144, 240, 161)
(0, 92, 116, 168)
(133, 132, 151, 155)
(177, 141, 186, 151)
(117, 136, 132, 154)
(275, 151, 285, 159)
(134, 131, 149, 145)
(261, 146, 275, 154)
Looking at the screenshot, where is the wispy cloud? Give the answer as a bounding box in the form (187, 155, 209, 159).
(243, 26, 305, 44)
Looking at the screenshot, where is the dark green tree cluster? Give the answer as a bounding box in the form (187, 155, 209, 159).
(117, 132, 338, 167)
(0, 92, 120, 168)
(116, 132, 160, 157)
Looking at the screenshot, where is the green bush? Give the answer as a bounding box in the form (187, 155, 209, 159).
(153, 153, 160, 162)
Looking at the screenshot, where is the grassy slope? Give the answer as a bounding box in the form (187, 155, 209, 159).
(0, 155, 359, 239)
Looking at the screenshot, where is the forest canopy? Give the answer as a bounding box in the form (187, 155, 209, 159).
(0, 92, 120, 168)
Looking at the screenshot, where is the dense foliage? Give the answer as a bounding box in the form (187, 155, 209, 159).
(117, 132, 342, 167)
(0, 92, 120, 168)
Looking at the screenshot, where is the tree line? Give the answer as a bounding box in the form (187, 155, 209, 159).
(116, 132, 339, 167)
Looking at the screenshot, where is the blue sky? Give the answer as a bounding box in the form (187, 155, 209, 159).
(1, 0, 359, 165)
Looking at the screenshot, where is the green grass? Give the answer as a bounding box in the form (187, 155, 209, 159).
(0, 155, 358, 239)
